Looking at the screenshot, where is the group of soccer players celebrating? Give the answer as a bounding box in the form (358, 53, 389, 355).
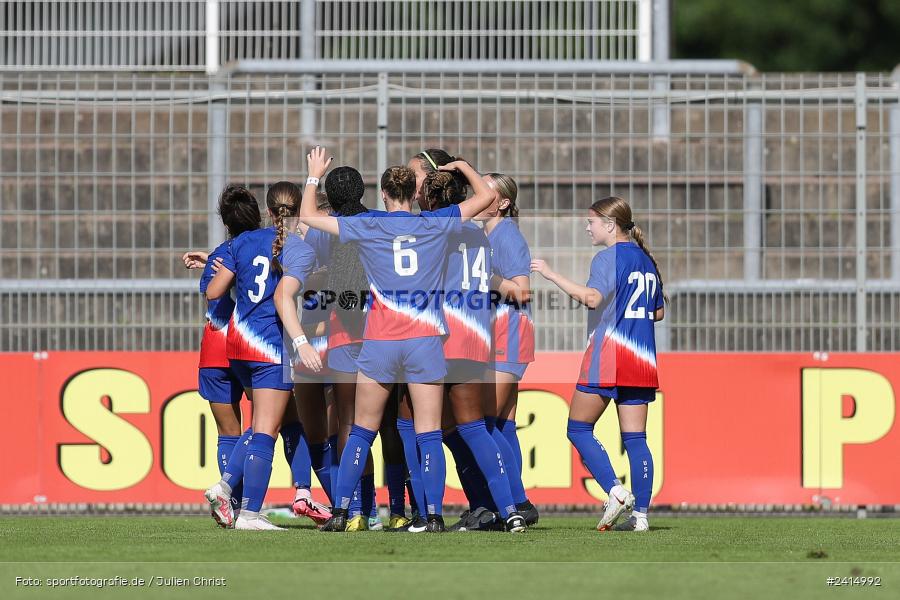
(183, 145, 665, 534)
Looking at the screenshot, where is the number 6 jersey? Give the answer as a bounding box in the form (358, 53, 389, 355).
(220, 226, 317, 364)
(579, 240, 664, 389)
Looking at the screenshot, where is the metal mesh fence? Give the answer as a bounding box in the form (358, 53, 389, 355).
(1, 70, 899, 352)
(0, 1, 650, 71)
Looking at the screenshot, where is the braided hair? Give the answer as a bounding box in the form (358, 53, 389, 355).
(324, 167, 369, 337)
(266, 181, 302, 273)
(590, 196, 669, 304)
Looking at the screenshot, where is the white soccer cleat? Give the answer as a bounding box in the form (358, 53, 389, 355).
(204, 482, 234, 529)
(597, 485, 635, 531)
(234, 513, 287, 531)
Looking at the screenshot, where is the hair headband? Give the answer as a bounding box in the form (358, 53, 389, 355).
(421, 151, 438, 170)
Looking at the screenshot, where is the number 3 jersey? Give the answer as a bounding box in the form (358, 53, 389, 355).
(337, 205, 462, 340)
(442, 221, 494, 362)
(220, 226, 317, 364)
(579, 241, 664, 389)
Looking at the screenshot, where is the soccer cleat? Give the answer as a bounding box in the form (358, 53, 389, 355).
(388, 514, 411, 530)
(368, 516, 384, 531)
(597, 485, 635, 531)
(447, 510, 472, 532)
(345, 515, 369, 531)
(517, 500, 539, 526)
(404, 516, 429, 533)
(425, 514, 446, 533)
(319, 509, 348, 532)
(204, 483, 234, 529)
(505, 513, 527, 533)
(292, 496, 332, 525)
(234, 514, 286, 531)
(613, 515, 649, 532)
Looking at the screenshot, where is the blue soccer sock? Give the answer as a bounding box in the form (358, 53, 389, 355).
(334, 425, 378, 512)
(567, 419, 620, 493)
(241, 432, 276, 513)
(416, 430, 446, 516)
(397, 418, 427, 517)
(384, 463, 407, 516)
(328, 434, 339, 498)
(361, 472, 376, 519)
(443, 429, 494, 511)
(280, 422, 312, 490)
(309, 441, 334, 504)
(485, 416, 528, 505)
(216, 435, 240, 476)
(222, 428, 252, 499)
(622, 432, 654, 513)
(456, 420, 517, 518)
(496, 417, 524, 475)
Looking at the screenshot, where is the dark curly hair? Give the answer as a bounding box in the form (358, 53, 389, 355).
(218, 184, 261, 238)
(422, 170, 467, 210)
(324, 166, 366, 216)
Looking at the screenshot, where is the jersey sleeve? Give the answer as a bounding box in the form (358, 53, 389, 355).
(281, 234, 317, 287)
(497, 230, 531, 279)
(199, 241, 231, 293)
(421, 204, 463, 234)
(337, 214, 372, 244)
(217, 238, 237, 273)
(586, 249, 615, 299)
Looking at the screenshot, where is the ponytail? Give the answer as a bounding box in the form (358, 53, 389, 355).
(629, 224, 669, 304)
(266, 181, 303, 273)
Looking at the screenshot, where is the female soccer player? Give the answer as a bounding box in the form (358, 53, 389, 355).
(184, 185, 260, 526)
(531, 196, 665, 532)
(203, 181, 320, 531)
(301, 147, 495, 532)
(479, 173, 539, 525)
(418, 166, 526, 533)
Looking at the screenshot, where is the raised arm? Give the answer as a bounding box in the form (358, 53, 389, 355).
(530, 259, 602, 309)
(300, 146, 339, 236)
(439, 161, 496, 222)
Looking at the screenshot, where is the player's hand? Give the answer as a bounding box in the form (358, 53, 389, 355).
(296, 342, 323, 373)
(530, 259, 554, 279)
(307, 145, 333, 179)
(210, 257, 225, 273)
(182, 251, 208, 269)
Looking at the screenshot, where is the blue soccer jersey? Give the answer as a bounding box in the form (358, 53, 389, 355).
(220, 227, 316, 364)
(198, 240, 235, 369)
(487, 218, 535, 364)
(578, 241, 664, 388)
(443, 221, 493, 362)
(337, 205, 462, 340)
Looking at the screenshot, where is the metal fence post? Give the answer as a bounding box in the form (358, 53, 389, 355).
(855, 73, 868, 351)
(890, 83, 900, 281)
(205, 0, 219, 74)
(376, 72, 389, 211)
(207, 79, 227, 246)
(743, 86, 763, 281)
(650, 0, 670, 139)
(300, 0, 316, 146)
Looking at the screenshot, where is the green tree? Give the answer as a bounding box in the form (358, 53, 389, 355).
(674, 0, 900, 71)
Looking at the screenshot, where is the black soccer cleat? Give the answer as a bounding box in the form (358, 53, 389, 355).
(447, 510, 472, 532)
(505, 513, 527, 533)
(319, 508, 348, 532)
(425, 514, 446, 533)
(517, 500, 539, 526)
(390, 516, 427, 533)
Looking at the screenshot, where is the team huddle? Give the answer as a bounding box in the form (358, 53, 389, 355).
(182, 146, 665, 534)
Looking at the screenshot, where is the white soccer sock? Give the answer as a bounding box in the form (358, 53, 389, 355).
(294, 487, 312, 501)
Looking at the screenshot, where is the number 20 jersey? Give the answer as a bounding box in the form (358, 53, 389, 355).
(579, 241, 664, 389)
(220, 227, 316, 364)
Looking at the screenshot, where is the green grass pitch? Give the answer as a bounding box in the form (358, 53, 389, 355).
(2, 516, 898, 599)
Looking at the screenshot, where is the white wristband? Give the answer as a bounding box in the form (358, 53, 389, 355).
(292, 335, 309, 348)
(306, 176, 320, 187)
